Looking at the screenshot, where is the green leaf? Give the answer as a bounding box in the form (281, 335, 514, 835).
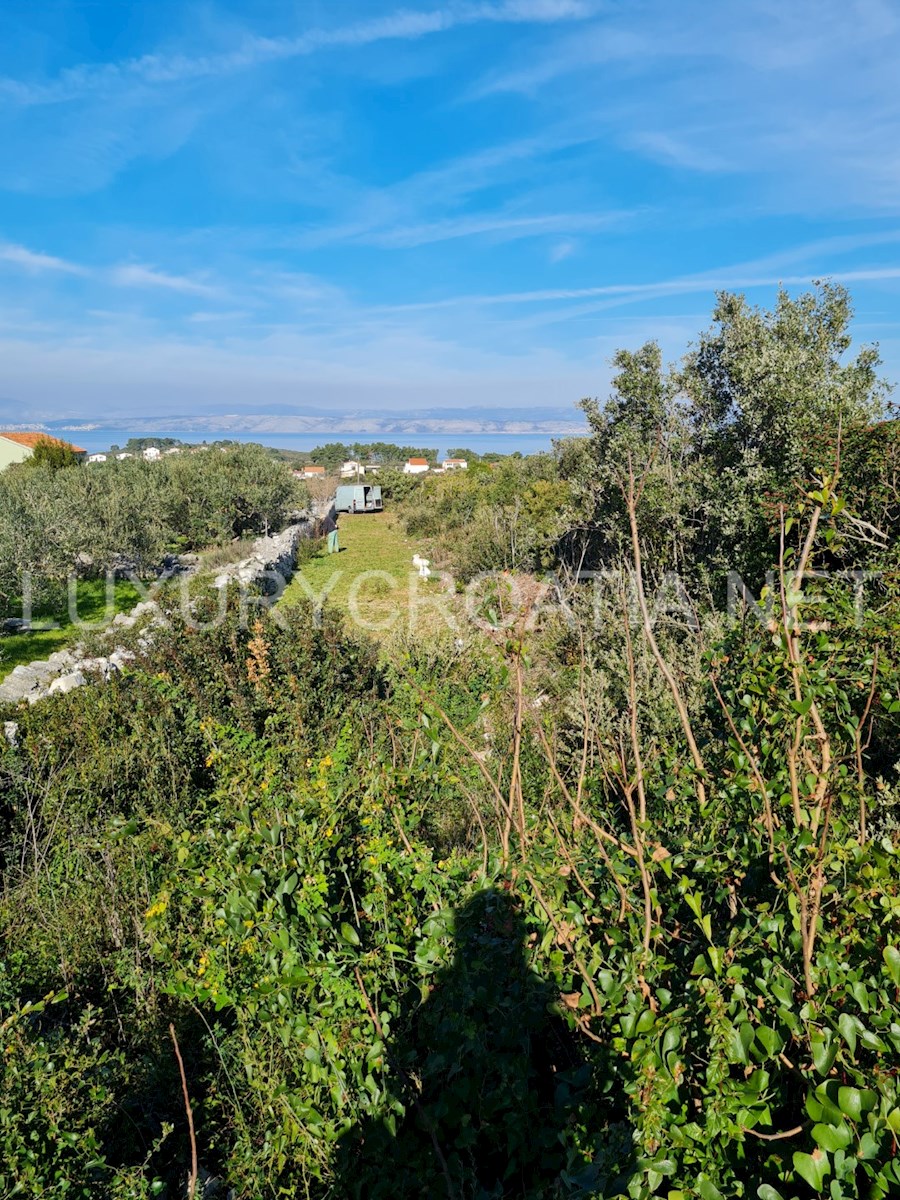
(858, 1132, 880, 1160)
(757, 1187, 784, 1200)
(849, 981, 870, 1012)
(814, 1083, 844, 1125)
(662, 1027, 681, 1055)
(811, 1028, 837, 1076)
(340, 922, 361, 947)
(697, 1177, 724, 1200)
(730, 1021, 755, 1064)
(884, 945, 900, 987)
(684, 891, 703, 920)
(755, 1026, 783, 1058)
(837, 1086, 876, 1122)
(837, 1013, 862, 1056)
(812, 1122, 852, 1152)
(793, 1149, 830, 1191)
(707, 945, 725, 976)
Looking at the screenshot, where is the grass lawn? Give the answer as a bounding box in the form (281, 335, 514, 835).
(0, 579, 142, 681)
(281, 511, 461, 640)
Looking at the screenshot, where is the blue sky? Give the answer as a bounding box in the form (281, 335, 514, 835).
(1, 0, 900, 426)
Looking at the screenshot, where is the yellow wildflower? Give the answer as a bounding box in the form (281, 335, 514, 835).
(144, 892, 170, 920)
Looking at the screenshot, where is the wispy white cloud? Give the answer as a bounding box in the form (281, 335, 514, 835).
(464, 0, 900, 212)
(186, 310, 252, 324)
(0, 1, 598, 107)
(373, 245, 900, 313)
(289, 128, 615, 250)
(549, 239, 576, 262)
(466, 25, 646, 98)
(110, 263, 223, 298)
(626, 132, 734, 173)
(345, 209, 632, 248)
(0, 242, 87, 275)
(492, 269, 900, 333)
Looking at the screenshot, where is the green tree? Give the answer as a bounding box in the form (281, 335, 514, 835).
(24, 437, 80, 471)
(566, 285, 891, 589)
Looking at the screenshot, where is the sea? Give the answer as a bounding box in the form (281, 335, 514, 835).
(58, 428, 573, 458)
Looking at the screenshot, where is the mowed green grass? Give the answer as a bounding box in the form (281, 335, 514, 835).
(281, 511, 459, 639)
(0, 579, 142, 681)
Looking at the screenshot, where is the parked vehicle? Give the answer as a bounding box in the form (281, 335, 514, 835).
(334, 484, 383, 514)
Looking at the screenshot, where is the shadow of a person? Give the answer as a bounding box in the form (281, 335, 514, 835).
(336, 887, 589, 1200)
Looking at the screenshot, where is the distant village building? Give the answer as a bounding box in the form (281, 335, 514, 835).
(164, 446, 181, 455)
(301, 464, 326, 478)
(116, 452, 133, 460)
(340, 460, 365, 478)
(442, 458, 468, 470)
(0, 431, 86, 471)
(142, 447, 162, 461)
(87, 453, 108, 464)
(403, 457, 430, 475)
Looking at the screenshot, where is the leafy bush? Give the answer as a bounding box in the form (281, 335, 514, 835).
(396, 455, 573, 580)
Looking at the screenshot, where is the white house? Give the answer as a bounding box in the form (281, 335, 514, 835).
(301, 464, 326, 479)
(142, 446, 162, 461)
(340, 459, 364, 478)
(403, 457, 430, 475)
(442, 458, 468, 470)
(116, 452, 133, 460)
(86, 453, 108, 464)
(164, 446, 181, 456)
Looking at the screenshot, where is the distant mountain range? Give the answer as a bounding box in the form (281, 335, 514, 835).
(10, 410, 589, 437)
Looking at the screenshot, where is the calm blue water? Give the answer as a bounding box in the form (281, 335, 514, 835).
(55, 427, 574, 458)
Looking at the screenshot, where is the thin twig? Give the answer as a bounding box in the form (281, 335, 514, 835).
(623, 456, 707, 805)
(169, 1023, 198, 1200)
(743, 1124, 804, 1142)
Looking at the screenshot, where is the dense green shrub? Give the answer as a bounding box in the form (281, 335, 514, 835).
(396, 455, 572, 580)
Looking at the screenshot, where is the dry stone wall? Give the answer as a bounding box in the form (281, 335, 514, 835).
(0, 509, 328, 714)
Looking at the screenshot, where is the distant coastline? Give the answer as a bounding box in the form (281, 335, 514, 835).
(34, 427, 581, 458)
(11, 412, 588, 457)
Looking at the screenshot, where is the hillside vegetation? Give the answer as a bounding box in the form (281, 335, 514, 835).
(0, 444, 308, 676)
(0, 442, 308, 610)
(3, 287, 900, 1199)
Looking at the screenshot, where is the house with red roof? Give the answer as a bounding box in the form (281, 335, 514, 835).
(0, 431, 86, 471)
(402, 456, 430, 475)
